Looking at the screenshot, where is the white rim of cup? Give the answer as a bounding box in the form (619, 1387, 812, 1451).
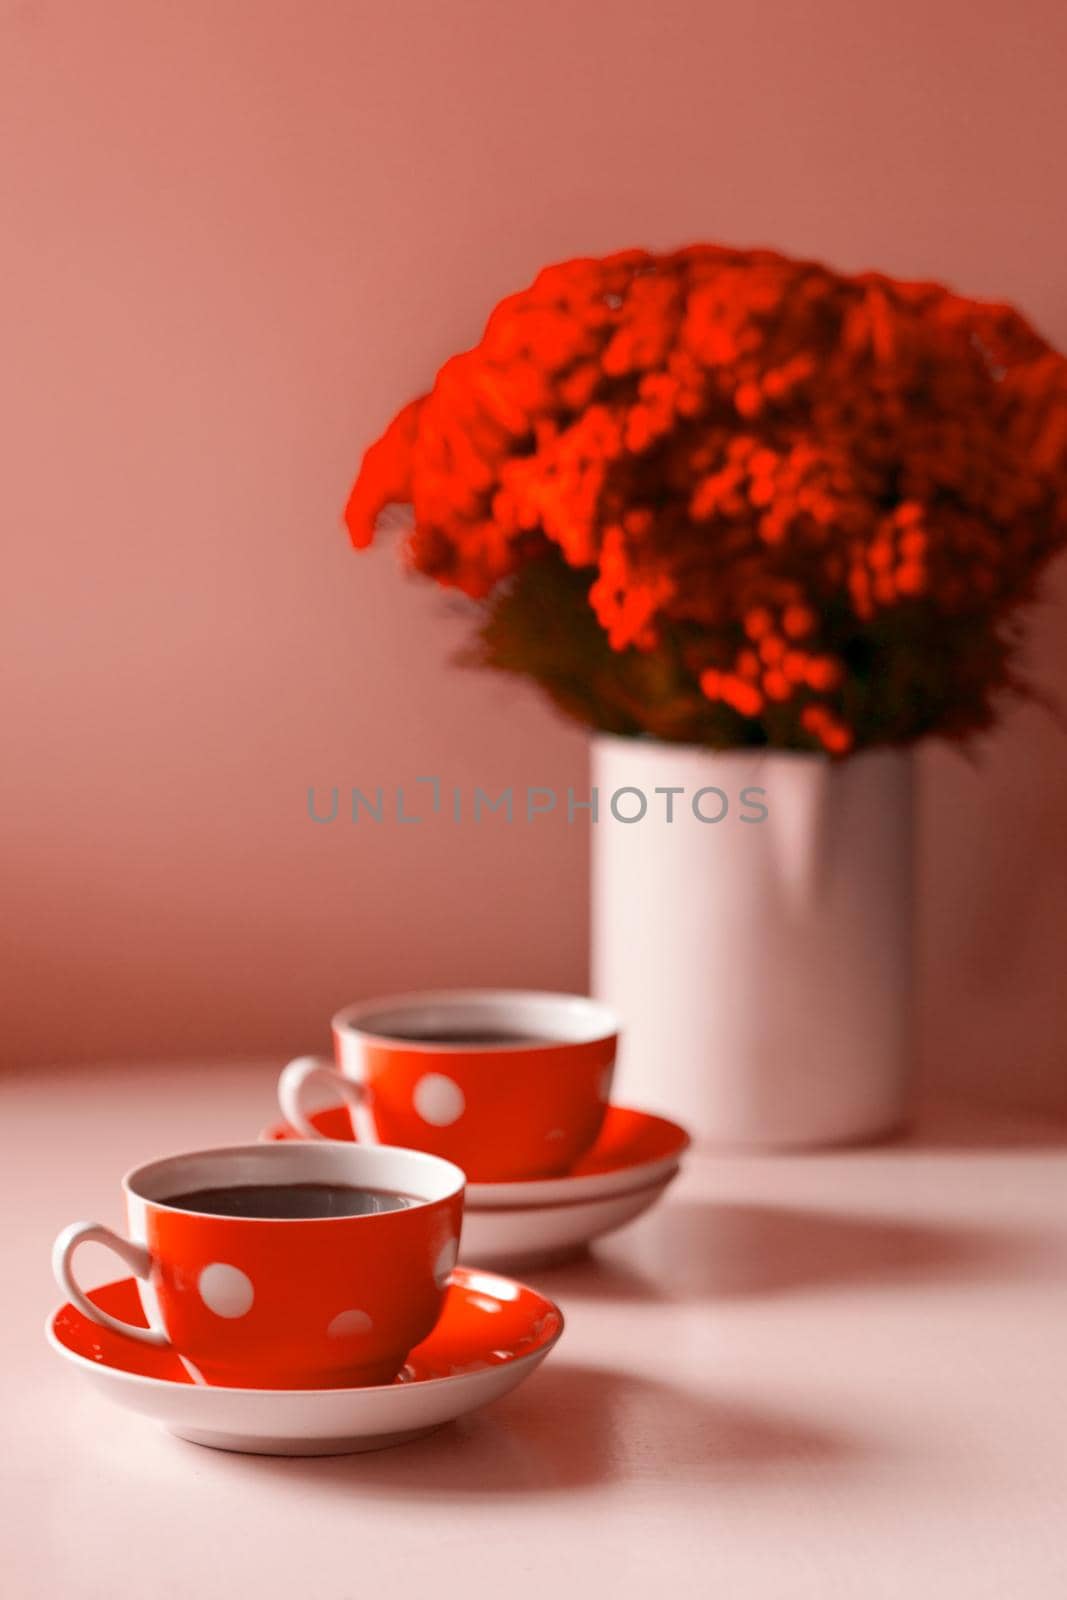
(120, 1142, 466, 1222)
(330, 989, 619, 1053)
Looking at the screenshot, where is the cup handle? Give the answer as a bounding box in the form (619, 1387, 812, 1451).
(278, 1055, 364, 1140)
(52, 1221, 171, 1348)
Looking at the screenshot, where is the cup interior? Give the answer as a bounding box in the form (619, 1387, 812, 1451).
(332, 989, 618, 1051)
(124, 1142, 465, 1216)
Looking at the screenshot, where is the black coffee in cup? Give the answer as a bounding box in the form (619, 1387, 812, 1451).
(161, 1182, 420, 1219)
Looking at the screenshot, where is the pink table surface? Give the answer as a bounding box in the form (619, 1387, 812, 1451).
(4, 1059, 1066, 1600)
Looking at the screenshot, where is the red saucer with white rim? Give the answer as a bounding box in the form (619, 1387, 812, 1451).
(460, 1169, 681, 1268)
(262, 1104, 688, 1269)
(46, 1269, 562, 1456)
(263, 1103, 690, 1207)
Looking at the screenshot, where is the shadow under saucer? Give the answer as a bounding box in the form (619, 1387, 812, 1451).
(194, 1359, 869, 1496)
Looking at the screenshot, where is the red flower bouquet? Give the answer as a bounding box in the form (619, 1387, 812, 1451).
(345, 246, 1067, 753)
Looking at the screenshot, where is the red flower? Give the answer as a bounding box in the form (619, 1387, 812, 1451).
(345, 246, 1067, 753)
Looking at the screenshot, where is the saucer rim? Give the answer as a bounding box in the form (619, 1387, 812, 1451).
(465, 1105, 690, 1205)
(466, 1162, 681, 1215)
(261, 1102, 691, 1206)
(46, 1268, 564, 1399)
(458, 1167, 679, 1270)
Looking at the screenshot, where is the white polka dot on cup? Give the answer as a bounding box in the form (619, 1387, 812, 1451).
(413, 1073, 466, 1127)
(598, 1066, 613, 1102)
(434, 1236, 459, 1289)
(198, 1263, 254, 1319)
(327, 1308, 373, 1339)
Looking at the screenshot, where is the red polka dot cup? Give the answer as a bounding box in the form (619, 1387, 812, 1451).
(279, 990, 619, 1183)
(51, 1142, 465, 1390)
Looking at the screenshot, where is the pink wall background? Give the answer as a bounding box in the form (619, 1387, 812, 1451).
(3, 1, 1065, 1112)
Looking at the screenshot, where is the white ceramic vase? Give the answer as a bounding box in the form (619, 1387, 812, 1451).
(590, 734, 915, 1148)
